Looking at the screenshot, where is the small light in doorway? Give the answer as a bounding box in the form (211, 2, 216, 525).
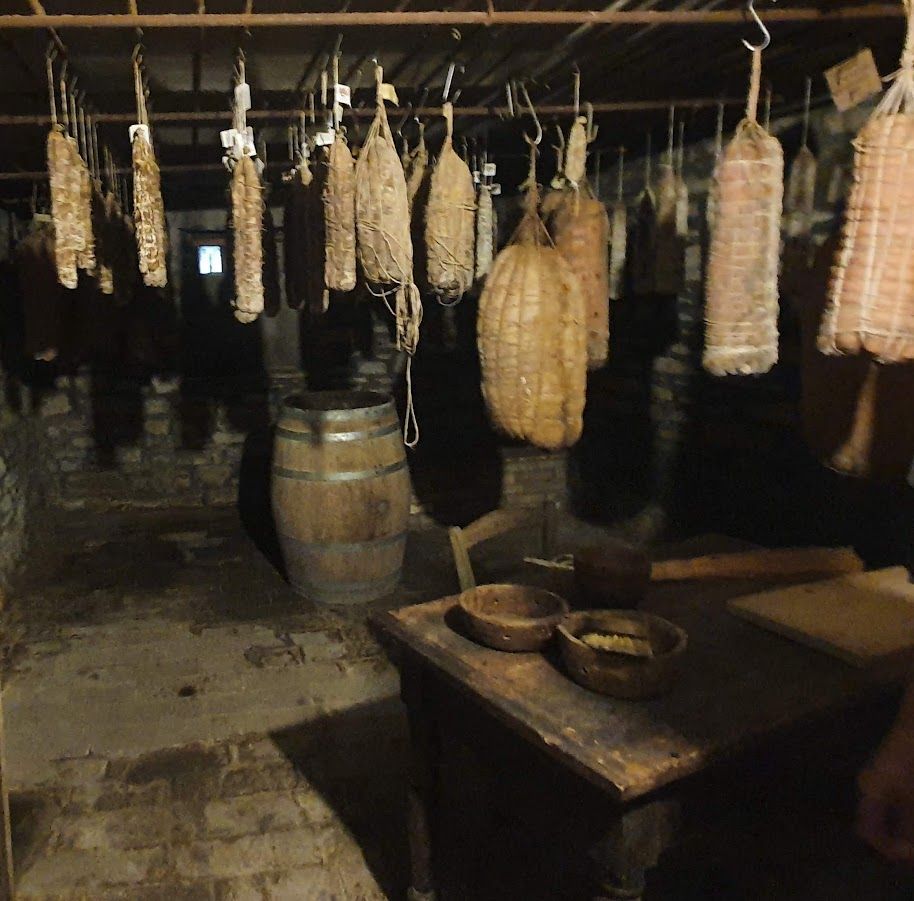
(197, 244, 224, 275)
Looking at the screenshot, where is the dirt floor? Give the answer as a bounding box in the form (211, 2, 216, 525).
(2, 507, 913, 899)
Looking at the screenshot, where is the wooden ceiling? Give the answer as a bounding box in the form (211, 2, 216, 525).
(0, 1, 906, 204)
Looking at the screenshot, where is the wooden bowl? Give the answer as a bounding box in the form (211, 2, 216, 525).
(557, 610, 687, 699)
(574, 542, 651, 608)
(458, 584, 570, 652)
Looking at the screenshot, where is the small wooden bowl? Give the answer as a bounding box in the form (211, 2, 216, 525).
(459, 584, 570, 652)
(557, 610, 687, 699)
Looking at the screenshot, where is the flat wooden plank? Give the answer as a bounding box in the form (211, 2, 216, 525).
(728, 567, 914, 667)
(375, 572, 903, 804)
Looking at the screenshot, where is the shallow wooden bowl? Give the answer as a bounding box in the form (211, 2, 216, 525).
(557, 610, 687, 699)
(459, 584, 570, 652)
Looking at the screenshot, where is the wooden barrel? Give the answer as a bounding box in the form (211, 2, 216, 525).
(271, 391, 410, 604)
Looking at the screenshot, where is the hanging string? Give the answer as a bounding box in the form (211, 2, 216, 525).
(644, 131, 652, 187)
(763, 83, 772, 131)
(714, 101, 725, 158)
(746, 47, 762, 122)
(666, 105, 675, 167)
(800, 76, 812, 148)
(616, 146, 625, 202)
(46, 52, 57, 126)
(676, 120, 685, 177)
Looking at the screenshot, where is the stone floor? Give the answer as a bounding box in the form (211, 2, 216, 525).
(2, 507, 914, 899)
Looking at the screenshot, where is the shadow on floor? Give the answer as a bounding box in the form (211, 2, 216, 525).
(270, 698, 410, 899)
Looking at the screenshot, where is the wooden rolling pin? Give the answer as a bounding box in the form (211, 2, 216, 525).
(650, 546, 865, 582)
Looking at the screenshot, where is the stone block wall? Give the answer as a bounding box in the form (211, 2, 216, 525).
(0, 411, 42, 590)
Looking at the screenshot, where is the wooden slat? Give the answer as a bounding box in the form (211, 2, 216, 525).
(0, 6, 903, 30)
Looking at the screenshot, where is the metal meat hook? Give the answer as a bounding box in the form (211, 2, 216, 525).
(742, 0, 776, 53)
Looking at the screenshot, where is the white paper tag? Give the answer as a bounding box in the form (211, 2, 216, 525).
(129, 123, 150, 144)
(483, 162, 497, 177)
(490, 183, 502, 196)
(220, 128, 238, 149)
(473, 171, 480, 184)
(334, 84, 351, 107)
(234, 82, 252, 112)
(825, 49, 882, 112)
(255, 157, 265, 175)
(380, 83, 399, 105)
(315, 129, 335, 147)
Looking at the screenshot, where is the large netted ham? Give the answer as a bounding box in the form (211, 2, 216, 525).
(478, 146, 587, 451)
(355, 66, 422, 444)
(703, 49, 783, 376)
(425, 102, 476, 302)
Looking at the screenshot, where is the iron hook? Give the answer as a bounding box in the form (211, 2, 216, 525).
(742, 0, 775, 53)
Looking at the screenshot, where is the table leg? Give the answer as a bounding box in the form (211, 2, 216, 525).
(402, 666, 440, 901)
(0, 670, 13, 901)
(590, 800, 679, 901)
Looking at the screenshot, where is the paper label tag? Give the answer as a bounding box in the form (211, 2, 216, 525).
(825, 49, 882, 112)
(334, 84, 351, 107)
(129, 123, 150, 144)
(220, 128, 238, 149)
(483, 162, 497, 177)
(472, 171, 480, 184)
(315, 129, 335, 147)
(234, 82, 252, 112)
(380, 83, 399, 105)
(490, 183, 502, 196)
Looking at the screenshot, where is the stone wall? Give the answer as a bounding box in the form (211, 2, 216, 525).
(0, 409, 42, 590)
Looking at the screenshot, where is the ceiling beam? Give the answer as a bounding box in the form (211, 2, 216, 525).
(0, 6, 903, 29)
(0, 98, 745, 128)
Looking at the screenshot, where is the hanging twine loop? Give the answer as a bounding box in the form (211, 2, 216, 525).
(746, 48, 763, 123)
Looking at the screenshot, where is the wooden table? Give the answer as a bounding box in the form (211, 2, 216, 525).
(373, 566, 908, 900)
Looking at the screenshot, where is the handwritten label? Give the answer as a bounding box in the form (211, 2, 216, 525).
(825, 49, 882, 112)
(380, 83, 399, 105)
(490, 183, 501, 196)
(219, 128, 237, 149)
(315, 129, 335, 147)
(334, 84, 351, 107)
(483, 162, 497, 177)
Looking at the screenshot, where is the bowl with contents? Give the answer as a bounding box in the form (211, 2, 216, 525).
(557, 610, 687, 699)
(458, 584, 570, 652)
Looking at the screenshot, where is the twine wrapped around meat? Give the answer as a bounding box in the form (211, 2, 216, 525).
(475, 183, 495, 281)
(478, 144, 587, 451)
(323, 133, 357, 295)
(818, 5, 914, 362)
(703, 49, 783, 376)
(231, 154, 264, 324)
(355, 65, 422, 445)
(547, 182, 610, 369)
(425, 102, 476, 302)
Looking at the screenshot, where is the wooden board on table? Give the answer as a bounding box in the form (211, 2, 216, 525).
(728, 567, 914, 668)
